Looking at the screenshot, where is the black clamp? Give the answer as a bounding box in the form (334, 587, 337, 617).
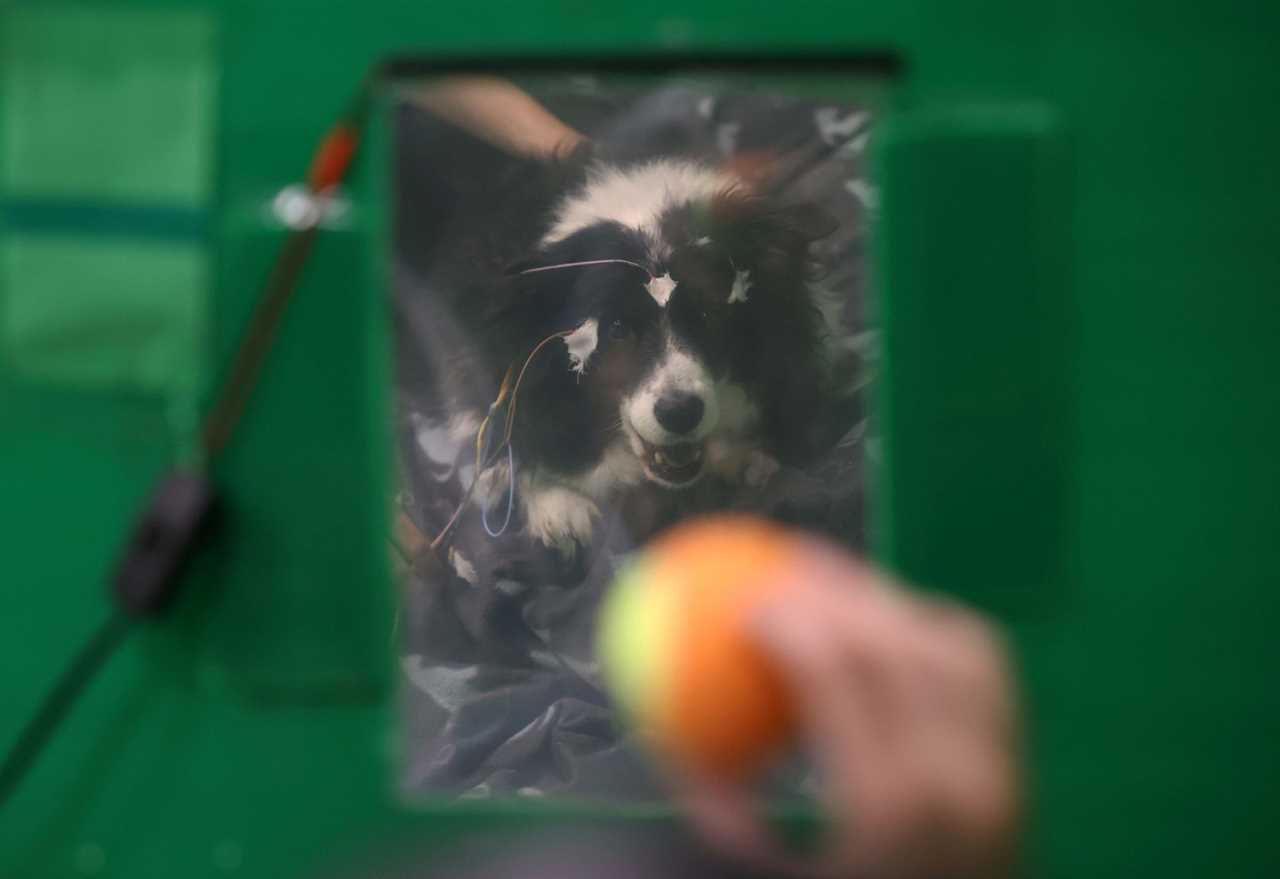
(111, 470, 219, 616)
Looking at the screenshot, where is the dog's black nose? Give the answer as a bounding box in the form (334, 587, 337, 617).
(654, 393, 705, 435)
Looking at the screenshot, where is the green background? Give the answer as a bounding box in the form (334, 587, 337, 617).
(2, 0, 1278, 876)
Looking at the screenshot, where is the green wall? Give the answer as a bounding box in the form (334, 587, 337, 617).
(2, 0, 1278, 876)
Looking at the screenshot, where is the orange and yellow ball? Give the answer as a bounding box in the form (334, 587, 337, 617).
(597, 515, 802, 781)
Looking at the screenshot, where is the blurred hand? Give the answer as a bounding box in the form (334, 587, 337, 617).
(681, 539, 1022, 879)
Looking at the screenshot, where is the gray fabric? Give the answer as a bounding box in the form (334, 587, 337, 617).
(393, 78, 875, 800)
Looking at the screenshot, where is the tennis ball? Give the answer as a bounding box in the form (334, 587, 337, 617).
(598, 515, 801, 781)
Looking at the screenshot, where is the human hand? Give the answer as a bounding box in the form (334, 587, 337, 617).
(407, 76, 586, 158)
(680, 539, 1022, 879)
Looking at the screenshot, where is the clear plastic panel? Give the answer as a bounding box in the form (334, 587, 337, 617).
(390, 72, 879, 800)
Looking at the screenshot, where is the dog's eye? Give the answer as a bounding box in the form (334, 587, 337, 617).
(608, 319, 630, 341)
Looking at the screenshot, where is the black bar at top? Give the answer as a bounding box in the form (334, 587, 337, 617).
(378, 50, 906, 81)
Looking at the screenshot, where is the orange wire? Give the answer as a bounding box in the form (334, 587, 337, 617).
(425, 329, 571, 553)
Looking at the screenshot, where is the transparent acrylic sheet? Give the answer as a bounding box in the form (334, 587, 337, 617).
(391, 74, 877, 800)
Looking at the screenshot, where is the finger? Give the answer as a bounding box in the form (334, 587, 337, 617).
(794, 553, 1017, 748)
(811, 591, 955, 869)
(834, 586, 1022, 878)
(675, 776, 785, 868)
(674, 542, 898, 875)
(749, 583, 906, 829)
(771, 550, 943, 754)
(782, 535, 887, 599)
(884, 591, 1020, 745)
(758, 550, 1003, 872)
(754, 545, 1022, 877)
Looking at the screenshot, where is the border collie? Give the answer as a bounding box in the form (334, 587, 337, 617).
(411, 150, 853, 555)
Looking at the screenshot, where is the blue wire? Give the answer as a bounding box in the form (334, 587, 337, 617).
(481, 444, 515, 538)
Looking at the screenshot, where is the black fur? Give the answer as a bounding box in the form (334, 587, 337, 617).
(396, 137, 849, 533)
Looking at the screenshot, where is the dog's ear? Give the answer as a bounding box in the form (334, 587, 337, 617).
(481, 257, 570, 342)
(471, 242, 597, 385)
(774, 201, 838, 244)
(708, 190, 834, 277)
(485, 251, 610, 475)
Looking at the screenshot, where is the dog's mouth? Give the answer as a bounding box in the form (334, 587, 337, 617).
(638, 437, 705, 487)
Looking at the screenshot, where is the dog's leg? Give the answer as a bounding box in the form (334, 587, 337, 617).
(707, 439, 780, 488)
(521, 478, 601, 556)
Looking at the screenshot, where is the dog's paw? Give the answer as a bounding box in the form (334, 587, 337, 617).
(706, 441, 781, 488)
(524, 485, 600, 555)
(743, 450, 781, 487)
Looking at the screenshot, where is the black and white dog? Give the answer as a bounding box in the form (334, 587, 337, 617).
(399, 144, 857, 556)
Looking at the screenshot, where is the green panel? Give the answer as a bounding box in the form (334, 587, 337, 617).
(195, 216, 393, 695)
(873, 102, 1072, 614)
(0, 236, 206, 397)
(0, 5, 217, 204)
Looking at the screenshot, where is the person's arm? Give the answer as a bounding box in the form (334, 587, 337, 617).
(405, 76, 587, 158)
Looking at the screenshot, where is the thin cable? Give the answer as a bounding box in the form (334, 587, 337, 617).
(499, 330, 571, 450)
(480, 444, 516, 538)
(200, 224, 321, 457)
(0, 613, 131, 808)
(426, 329, 570, 552)
(517, 258, 651, 277)
(201, 78, 373, 460)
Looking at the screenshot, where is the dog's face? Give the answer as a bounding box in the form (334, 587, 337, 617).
(490, 161, 832, 492)
(574, 235, 737, 489)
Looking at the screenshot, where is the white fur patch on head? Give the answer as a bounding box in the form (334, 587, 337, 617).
(647, 272, 677, 307)
(563, 319, 598, 375)
(541, 160, 737, 245)
(728, 269, 752, 304)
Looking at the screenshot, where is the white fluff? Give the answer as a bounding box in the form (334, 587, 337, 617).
(647, 272, 677, 307)
(563, 318, 598, 374)
(447, 548, 479, 585)
(814, 107, 870, 145)
(845, 178, 880, 211)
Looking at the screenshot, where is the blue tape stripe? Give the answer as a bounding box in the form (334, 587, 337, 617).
(0, 197, 209, 242)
